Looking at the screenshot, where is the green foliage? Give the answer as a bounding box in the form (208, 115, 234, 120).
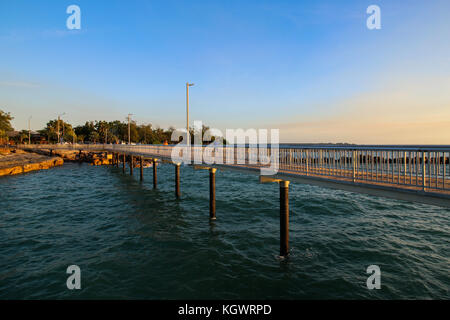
(74, 120, 175, 144)
(0, 110, 14, 142)
(39, 119, 76, 143)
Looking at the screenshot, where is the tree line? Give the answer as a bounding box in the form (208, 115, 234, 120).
(1, 109, 220, 145)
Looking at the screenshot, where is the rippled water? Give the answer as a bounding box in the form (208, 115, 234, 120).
(0, 163, 449, 299)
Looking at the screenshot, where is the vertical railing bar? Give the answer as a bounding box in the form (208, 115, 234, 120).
(345, 150, 349, 176)
(416, 151, 419, 186)
(428, 151, 431, 188)
(443, 152, 447, 190)
(365, 150, 368, 181)
(321, 149, 324, 176)
(403, 151, 406, 185)
(435, 151, 439, 189)
(409, 151, 412, 185)
(337, 150, 340, 177)
(422, 151, 426, 191)
(358, 150, 361, 180)
(370, 150, 373, 181)
(306, 149, 309, 176)
(334, 149, 337, 177)
(377, 151, 380, 181)
(391, 151, 394, 184)
(327, 150, 330, 175)
(315, 149, 317, 174)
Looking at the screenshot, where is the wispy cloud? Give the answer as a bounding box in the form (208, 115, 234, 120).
(0, 81, 40, 88)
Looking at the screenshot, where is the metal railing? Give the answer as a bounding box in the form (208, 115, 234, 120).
(17, 144, 450, 193)
(276, 147, 449, 193)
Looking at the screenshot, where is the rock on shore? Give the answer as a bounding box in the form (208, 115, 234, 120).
(29, 148, 112, 165)
(0, 148, 64, 177)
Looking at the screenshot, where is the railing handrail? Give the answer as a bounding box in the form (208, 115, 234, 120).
(14, 143, 450, 152)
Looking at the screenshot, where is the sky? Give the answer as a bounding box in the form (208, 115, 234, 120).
(0, 0, 449, 144)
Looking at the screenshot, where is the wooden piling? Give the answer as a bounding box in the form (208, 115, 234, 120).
(280, 180, 290, 257)
(122, 154, 126, 173)
(175, 163, 181, 198)
(130, 155, 133, 175)
(209, 168, 216, 220)
(153, 158, 157, 189)
(140, 156, 143, 181)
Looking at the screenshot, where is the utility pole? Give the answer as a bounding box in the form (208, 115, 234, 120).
(186, 82, 194, 145)
(127, 114, 133, 144)
(28, 116, 31, 144)
(57, 115, 60, 144)
(57, 113, 65, 144)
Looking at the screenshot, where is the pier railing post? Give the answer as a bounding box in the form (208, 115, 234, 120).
(153, 158, 157, 189)
(280, 180, 290, 257)
(305, 150, 309, 176)
(140, 156, 143, 181)
(352, 150, 356, 183)
(209, 168, 217, 220)
(422, 151, 426, 191)
(175, 163, 181, 198)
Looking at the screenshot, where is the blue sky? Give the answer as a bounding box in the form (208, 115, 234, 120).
(1, 0, 449, 143)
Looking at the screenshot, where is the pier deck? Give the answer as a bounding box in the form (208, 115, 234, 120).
(18, 144, 450, 208)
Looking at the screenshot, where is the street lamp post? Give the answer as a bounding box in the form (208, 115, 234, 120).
(186, 82, 194, 146)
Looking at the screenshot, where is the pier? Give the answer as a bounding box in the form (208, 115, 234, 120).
(18, 144, 450, 258)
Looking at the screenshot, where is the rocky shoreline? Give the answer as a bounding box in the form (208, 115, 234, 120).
(0, 148, 64, 177)
(0, 147, 153, 177)
(29, 148, 113, 165)
(28, 148, 153, 167)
